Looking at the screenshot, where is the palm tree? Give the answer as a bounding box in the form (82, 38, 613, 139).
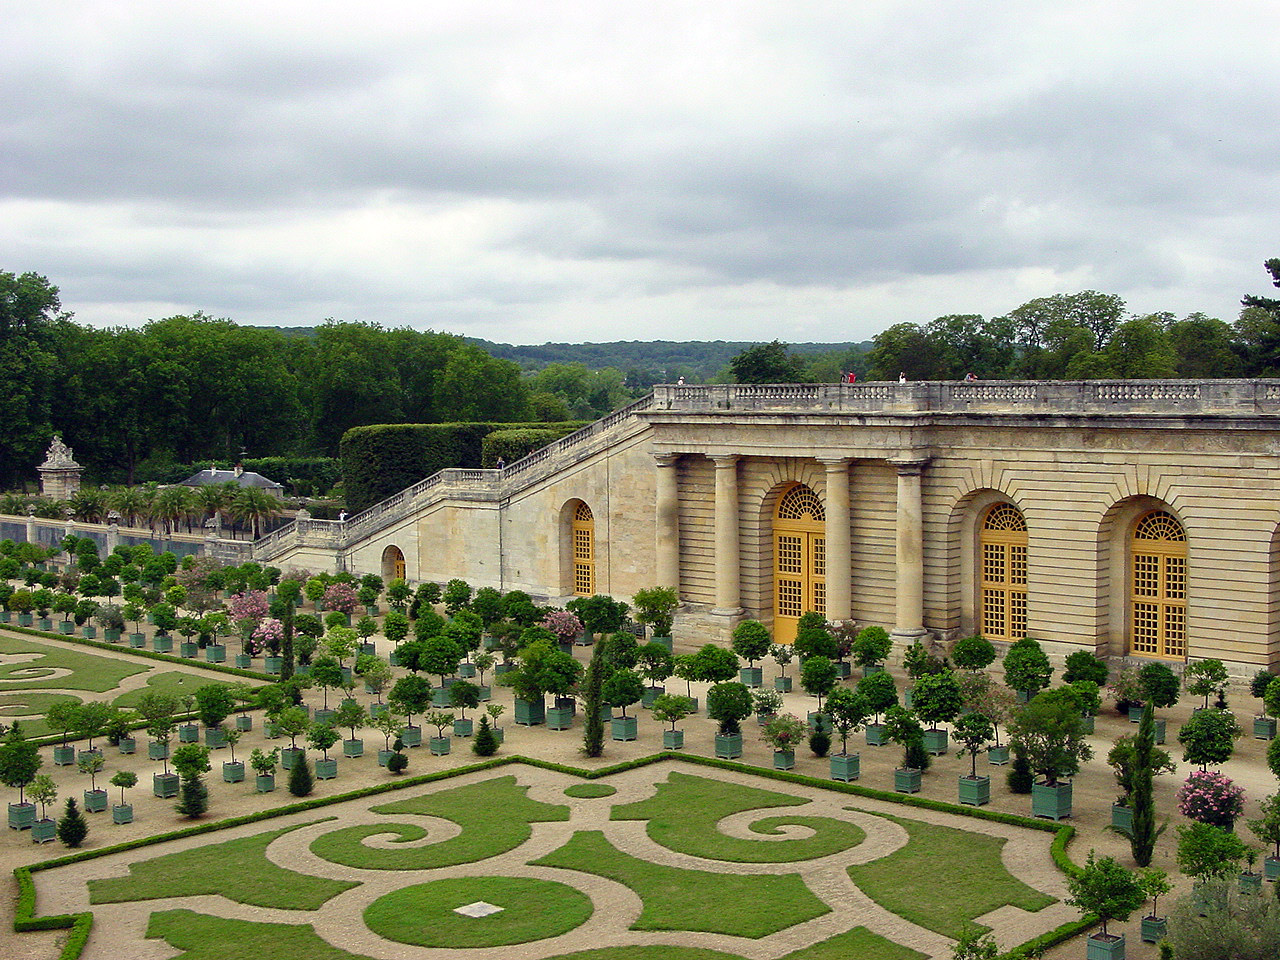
(150, 487, 195, 536)
(231, 487, 283, 540)
(68, 488, 108, 523)
(108, 486, 149, 528)
(191, 481, 237, 534)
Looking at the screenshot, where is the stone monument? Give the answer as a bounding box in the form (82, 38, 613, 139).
(38, 436, 82, 501)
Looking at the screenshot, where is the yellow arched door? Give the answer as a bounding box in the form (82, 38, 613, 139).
(979, 503, 1027, 641)
(381, 545, 405, 583)
(572, 503, 595, 596)
(773, 484, 825, 643)
(1130, 510, 1186, 660)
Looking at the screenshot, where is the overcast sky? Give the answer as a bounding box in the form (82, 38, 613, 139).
(3, 2, 1278, 344)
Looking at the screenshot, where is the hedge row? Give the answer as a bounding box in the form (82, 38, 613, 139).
(135, 457, 341, 494)
(482, 428, 579, 468)
(339, 421, 585, 512)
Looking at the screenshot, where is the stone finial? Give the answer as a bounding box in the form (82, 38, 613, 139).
(40, 435, 80, 469)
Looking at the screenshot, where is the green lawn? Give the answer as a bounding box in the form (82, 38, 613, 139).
(612, 772, 863, 862)
(845, 811, 1056, 938)
(0, 634, 150, 691)
(310, 775, 568, 870)
(364, 876, 593, 947)
(113, 671, 226, 709)
(90, 821, 357, 910)
(532, 830, 830, 938)
(0, 691, 81, 737)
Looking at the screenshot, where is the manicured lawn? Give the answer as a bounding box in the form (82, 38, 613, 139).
(0, 690, 81, 736)
(0, 634, 150, 691)
(532, 829, 830, 938)
(90, 821, 357, 910)
(310, 775, 568, 870)
(565, 782, 617, 798)
(612, 772, 864, 862)
(113, 671, 229, 709)
(845, 811, 1056, 938)
(364, 876, 593, 947)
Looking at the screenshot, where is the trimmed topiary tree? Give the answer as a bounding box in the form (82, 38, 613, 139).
(288, 752, 314, 796)
(952, 634, 997, 673)
(1178, 707, 1243, 770)
(57, 796, 88, 848)
(1002, 637, 1052, 698)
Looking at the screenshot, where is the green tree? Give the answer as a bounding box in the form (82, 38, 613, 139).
(729, 340, 807, 383)
(825, 686, 870, 756)
(580, 638, 607, 758)
(172, 743, 211, 818)
(1065, 851, 1145, 938)
(730, 619, 772, 668)
(1127, 702, 1166, 866)
(0, 723, 42, 805)
(288, 753, 314, 797)
(56, 796, 88, 848)
(1178, 708, 1242, 770)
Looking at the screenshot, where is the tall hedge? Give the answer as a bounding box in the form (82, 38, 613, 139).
(340, 422, 586, 513)
(482, 428, 580, 468)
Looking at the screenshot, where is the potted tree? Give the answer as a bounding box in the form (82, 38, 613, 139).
(1008, 687, 1092, 820)
(371, 709, 404, 766)
(356, 653, 393, 708)
(604, 668, 644, 741)
(631, 586, 678, 652)
(506, 640, 581, 726)
(826, 686, 869, 782)
(29, 775, 58, 843)
(1185, 658, 1230, 711)
(424, 711, 454, 756)
(309, 655, 344, 724)
(275, 705, 311, 769)
(123, 602, 146, 647)
(1134, 661, 1179, 742)
(110, 770, 137, 824)
(150, 601, 177, 652)
(707, 681, 753, 758)
(761, 713, 808, 770)
(333, 699, 367, 757)
(1175, 821, 1247, 916)
(853, 626, 892, 678)
(1065, 851, 1145, 960)
(885, 705, 929, 794)
(960, 672, 1016, 764)
(78, 751, 108, 813)
(177, 692, 200, 743)
(136, 692, 178, 795)
(195, 683, 235, 749)
(96, 603, 125, 642)
(1251, 671, 1278, 740)
(543, 608, 584, 653)
(800, 655, 838, 733)
(951, 633, 997, 675)
(1177, 707, 1243, 771)
(1, 723, 42, 830)
(651, 693, 695, 750)
(389, 675, 430, 746)
(636, 642, 674, 707)
(471, 651, 495, 702)
(485, 702, 505, 744)
(74, 700, 113, 757)
(1105, 730, 1175, 837)
(221, 728, 245, 782)
(953, 711, 995, 806)
(309, 722, 340, 778)
(753, 687, 783, 726)
(731, 619, 772, 688)
(912, 669, 962, 755)
(250, 746, 279, 792)
(172, 743, 211, 818)
(1002, 637, 1053, 702)
(1071, 680, 1102, 735)
(857, 671, 898, 746)
(45, 701, 81, 766)
(1247, 792, 1280, 882)
(1136, 867, 1172, 943)
(770, 643, 794, 692)
(1177, 770, 1245, 831)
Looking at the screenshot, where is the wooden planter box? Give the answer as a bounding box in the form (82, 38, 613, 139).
(280, 746, 303, 769)
(1031, 781, 1073, 821)
(431, 687, 452, 708)
(453, 718, 473, 738)
(400, 726, 422, 748)
(987, 744, 1010, 765)
(153, 772, 179, 798)
(740, 667, 763, 688)
(83, 789, 108, 813)
(1239, 871, 1263, 894)
(112, 803, 133, 825)
(206, 645, 226, 663)
(1085, 933, 1126, 960)
(836, 661, 852, 679)
(774, 675, 792, 693)
(223, 761, 245, 783)
(81, 625, 97, 639)
(129, 633, 146, 648)
(235, 715, 253, 733)
(642, 685, 664, 708)
(807, 712, 832, 734)
(1254, 716, 1277, 740)
(255, 774, 275, 793)
(958, 775, 991, 806)
(514, 698, 546, 726)
(316, 758, 339, 779)
(263, 721, 279, 740)
(32, 818, 57, 843)
(53, 745, 75, 766)
(894, 767, 922, 794)
(611, 716, 638, 741)
(180, 641, 199, 658)
(377, 749, 393, 767)
(1081, 714, 1095, 734)
(1265, 855, 1280, 880)
(428, 737, 451, 756)
(103, 627, 122, 642)
(152, 634, 173, 653)
(37, 617, 52, 631)
(861, 663, 884, 676)
(148, 740, 168, 761)
(830, 753, 860, 782)
(234, 654, 253, 669)
(714, 733, 743, 759)
(1111, 803, 1133, 836)
(370, 703, 388, 718)
(178, 724, 199, 744)
(865, 723, 887, 746)
(343, 738, 364, 757)
(205, 727, 228, 749)
(773, 749, 795, 770)
(17, 614, 33, 627)
(1140, 916, 1167, 943)
(547, 707, 573, 731)
(8, 802, 36, 830)
(663, 729, 684, 750)
(457, 662, 476, 679)
(58, 621, 75, 635)
(903, 687, 914, 709)
(314, 708, 335, 726)
(264, 656, 282, 675)
(115, 736, 136, 755)
(651, 635, 673, 653)
(923, 728, 949, 755)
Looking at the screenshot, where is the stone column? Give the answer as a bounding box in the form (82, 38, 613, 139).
(106, 517, 120, 554)
(711, 455, 742, 616)
(654, 453, 681, 594)
(819, 458, 852, 622)
(891, 458, 929, 640)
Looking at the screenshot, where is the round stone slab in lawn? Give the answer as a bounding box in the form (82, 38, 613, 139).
(363, 876, 593, 948)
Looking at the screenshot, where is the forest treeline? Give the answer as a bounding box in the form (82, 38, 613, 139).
(2, 262, 1278, 489)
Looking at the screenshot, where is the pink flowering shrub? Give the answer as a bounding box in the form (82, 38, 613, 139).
(228, 590, 269, 638)
(250, 616, 284, 656)
(1177, 769, 1245, 829)
(542, 609, 584, 643)
(323, 582, 359, 614)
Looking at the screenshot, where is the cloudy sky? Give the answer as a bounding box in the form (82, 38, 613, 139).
(3, 2, 1278, 344)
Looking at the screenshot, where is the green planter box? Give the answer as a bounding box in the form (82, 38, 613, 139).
(370, 703, 388, 718)
(400, 726, 422, 748)
(81, 625, 97, 639)
(1239, 872, 1263, 894)
(32, 819, 57, 843)
(314, 708, 335, 726)
(864, 723, 887, 746)
(958, 775, 991, 806)
(1254, 716, 1277, 740)
(428, 737, 451, 756)
(377, 749, 393, 767)
(663, 729, 684, 750)
(255, 774, 275, 793)
(894, 767, 922, 794)
(494, 661, 515, 676)
(651, 635, 673, 653)
(235, 715, 253, 733)
(37, 617, 52, 631)
(611, 716, 638, 741)
(773, 749, 795, 770)
(153, 635, 172, 653)
(112, 804, 133, 825)
(263, 721, 279, 740)
(1266, 856, 1280, 880)
(148, 740, 168, 761)
(1081, 714, 1095, 734)
(1031, 781, 1073, 821)
(774, 675, 792, 693)
(205, 645, 226, 663)
(923, 728, 949, 755)
(17, 614, 33, 627)
(8, 802, 36, 830)
(714, 733, 743, 759)
(862, 663, 884, 676)
(1140, 916, 1167, 943)
(642, 685, 664, 708)
(117, 737, 136, 754)
(547, 707, 573, 731)
(830, 753, 860, 782)
(180, 641, 199, 658)
(178, 724, 199, 744)
(223, 761, 245, 783)
(280, 746, 303, 769)
(264, 656, 282, 675)
(234, 654, 253, 669)
(1153, 717, 1166, 744)
(1085, 934, 1126, 960)
(129, 633, 146, 648)
(987, 744, 1010, 765)
(903, 687, 914, 709)
(453, 718, 473, 737)
(514, 698, 546, 726)
(316, 758, 338, 779)
(153, 772, 179, 798)
(740, 667, 763, 688)
(458, 662, 476, 679)
(360, 641, 376, 656)
(431, 687, 452, 708)
(53, 745, 75, 766)
(478, 685, 492, 702)
(83, 789, 108, 813)
(58, 621, 74, 635)
(205, 727, 228, 749)
(343, 738, 364, 757)
(103, 628, 122, 642)
(1111, 803, 1133, 836)
(0, 610, 8, 622)
(1015, 689, 1031, 704)
(836, 661, 852, 679)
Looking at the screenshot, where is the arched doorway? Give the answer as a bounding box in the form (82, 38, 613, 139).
(381, 544, 405, 583)
(979, 503, 1027, 641)
(773, 483, 825, 643)
(1130, 510, 1186, 660)
(572, 502, 595, 596)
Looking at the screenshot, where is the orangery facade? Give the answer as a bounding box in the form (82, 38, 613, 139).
(256, 380, 1280, 673)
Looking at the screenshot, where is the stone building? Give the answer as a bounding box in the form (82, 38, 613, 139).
(254, 380, 1280, 672)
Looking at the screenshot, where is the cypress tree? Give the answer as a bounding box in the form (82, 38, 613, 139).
(1007, 748, 1034, 794)
(581, 638, 607, 758)
(57, 796, 88, 848)
(472, 715, 498, 757)
(288, 753, 314, 797)
(176, 774, 209, 818)
(1129, 699, 1162, 866)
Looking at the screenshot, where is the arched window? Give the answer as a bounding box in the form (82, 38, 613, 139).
(381, 545, 405, 583)
(1130, 510, 1186, 660)
(979, 503, 1027, 641)
(572, 502, 595, 596)
(773, 483, 825, 643)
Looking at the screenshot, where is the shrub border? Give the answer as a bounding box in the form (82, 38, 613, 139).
(12, 751, 1085, 960)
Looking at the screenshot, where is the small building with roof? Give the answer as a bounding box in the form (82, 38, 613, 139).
(180, 463, 284, 496)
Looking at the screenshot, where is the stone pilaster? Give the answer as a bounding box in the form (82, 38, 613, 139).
(654, 453, 681, 595)
(819, 457, 852, 622)
(711, 455, 743, 617)
(890, 458, 929, 640)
